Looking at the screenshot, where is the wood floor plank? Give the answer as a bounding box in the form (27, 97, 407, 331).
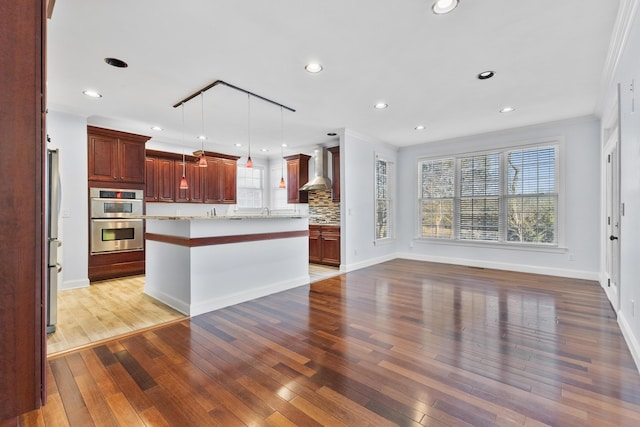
(17, 260, 640, 426)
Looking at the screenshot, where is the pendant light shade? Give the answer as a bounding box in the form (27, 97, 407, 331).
(179, 175, 189, 190)
(246, 93, 253, 168)
(279, 107, 286, 189)
(179, 151, 189, 190)
(180, 104, 189, 190)
(198, 92, 208, 167)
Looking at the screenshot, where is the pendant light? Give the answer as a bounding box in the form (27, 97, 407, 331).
(197, 92, 208, 167)
(179, 103, 189, 190)
(279, 107, 286, 189)
(246, 93, 253, 168)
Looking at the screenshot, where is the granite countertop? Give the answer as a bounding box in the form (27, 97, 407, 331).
(126, 214, 307, 220)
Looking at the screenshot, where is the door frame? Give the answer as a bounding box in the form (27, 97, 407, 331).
(601, 84, 622, 312)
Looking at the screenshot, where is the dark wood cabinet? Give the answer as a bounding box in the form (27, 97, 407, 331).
(204, 156, 237, 204)
(221, 158, 237, 203)
(146, 150, 238, 204)
(285, 154, 310, 204)
(309, 226, 322, 263)
(175, 160, 203, 202)
(309, 225, 341, 266)
(327, 146, 340, 202)
(88, 126, 149, 184)
(146, 156, 175, 202)
(0, 0, 46, 419)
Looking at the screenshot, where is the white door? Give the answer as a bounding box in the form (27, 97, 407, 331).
(605, 133, 621, 311)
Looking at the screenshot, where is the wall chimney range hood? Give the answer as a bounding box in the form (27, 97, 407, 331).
(300, 147, 332, 191)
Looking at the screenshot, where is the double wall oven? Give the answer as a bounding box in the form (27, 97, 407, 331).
(90, 188, 144, 254)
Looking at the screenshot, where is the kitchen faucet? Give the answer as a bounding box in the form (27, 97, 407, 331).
(261, 207, 270, 216)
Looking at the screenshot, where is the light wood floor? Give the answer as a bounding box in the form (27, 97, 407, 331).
(46, 276, 185, 355)
(47, 265, 342, 356)
(19, 259, 640, 426)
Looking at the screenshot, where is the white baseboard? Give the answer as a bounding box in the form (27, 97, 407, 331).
(60, 278, 90, 291)
(189, 275, 310, 317)
(343, 253, 397, 273)
(396, 252, 600, 281)
(143, 287, 190, 316)
(618, 311, 640, 373)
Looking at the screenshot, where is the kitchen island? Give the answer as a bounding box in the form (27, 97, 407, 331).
(142, 214, 309, 316)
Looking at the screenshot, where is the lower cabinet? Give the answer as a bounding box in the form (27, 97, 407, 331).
(309, 225, 340, 266)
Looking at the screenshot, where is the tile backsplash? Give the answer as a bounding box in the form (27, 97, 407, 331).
(309, 189, 340, 225)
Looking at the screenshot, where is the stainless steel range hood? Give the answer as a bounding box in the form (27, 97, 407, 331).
(300, 147, 332, 191)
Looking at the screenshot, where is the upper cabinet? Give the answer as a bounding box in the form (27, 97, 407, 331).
(284, 154, 310, 204)
(146, 156, 175, 202)
(327, 146, 340, 202)
(88, 126, 150, 184)
(204, 156, 237, 204)
(146, 150, 238, 204)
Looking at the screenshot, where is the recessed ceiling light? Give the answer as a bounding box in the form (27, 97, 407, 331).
(104, 57, 128, 68)
(260, 148, 268, 152)
(432, 0, 459, 15)
(415, 125, 425, 130)
(82, 90, 102, 98)
(197, 135, 207, 140)
(150, 126, 163, 131)
(281, 143, 288, 147)
(234, 143, 242, 147)
(305, 63, 323, 73)
(478, 71, 495, 80)
(374, 102, 388, 109)
(500, 106, 515, 113)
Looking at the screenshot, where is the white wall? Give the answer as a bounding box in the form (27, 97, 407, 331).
(46, 111, 89, 290)
(342, 130, 399, 271)
(603, 0, 640, 370)
(395, 117, 602, 280)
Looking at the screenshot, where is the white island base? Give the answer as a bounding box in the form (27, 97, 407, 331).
(144, 216, 310, 316)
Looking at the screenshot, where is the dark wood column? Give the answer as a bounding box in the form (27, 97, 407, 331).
(0, 0, 46, 421)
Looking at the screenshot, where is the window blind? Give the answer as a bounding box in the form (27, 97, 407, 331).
(418, 145, 557, 245)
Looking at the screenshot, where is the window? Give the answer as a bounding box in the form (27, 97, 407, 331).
(236, 166, 263, 208)
(375, 155, 393, 240)
(419, 144, 558, 245)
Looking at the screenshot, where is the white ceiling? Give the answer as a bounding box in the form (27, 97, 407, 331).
(46, 0, 620, 158)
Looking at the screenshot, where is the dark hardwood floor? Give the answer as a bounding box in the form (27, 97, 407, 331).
(6, 259, 640, 426)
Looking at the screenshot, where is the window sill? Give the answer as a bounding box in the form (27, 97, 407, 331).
(374, 237, 395, 246)
(412, 238, 568, 254)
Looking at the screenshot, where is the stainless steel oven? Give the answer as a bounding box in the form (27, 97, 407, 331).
(90, 188, 144, 254)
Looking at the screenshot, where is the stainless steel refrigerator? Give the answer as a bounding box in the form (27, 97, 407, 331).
(46, 148, 62, 334)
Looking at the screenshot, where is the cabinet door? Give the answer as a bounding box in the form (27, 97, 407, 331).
(188, 162, 204, 202)
(88, 135, 118, 182)
(145, 157, 158, 201)
(118, 139, 146, 183)
(221, 159, 237, 203)
(321, 227, 341, 266)
(204, 157, 221, 203)
(174, 161, 190, 202)
(175, 161, 203, 203)
(157, 158, 175, 202)
(286, 161, 300, 203)
(309, 226, 322, 263)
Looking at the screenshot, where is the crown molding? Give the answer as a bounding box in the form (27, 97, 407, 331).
(595, 0, 640, 117)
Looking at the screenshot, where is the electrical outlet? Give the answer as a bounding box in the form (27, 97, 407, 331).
(568, 253, 575, 261)
(409, 241, 414, 248)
